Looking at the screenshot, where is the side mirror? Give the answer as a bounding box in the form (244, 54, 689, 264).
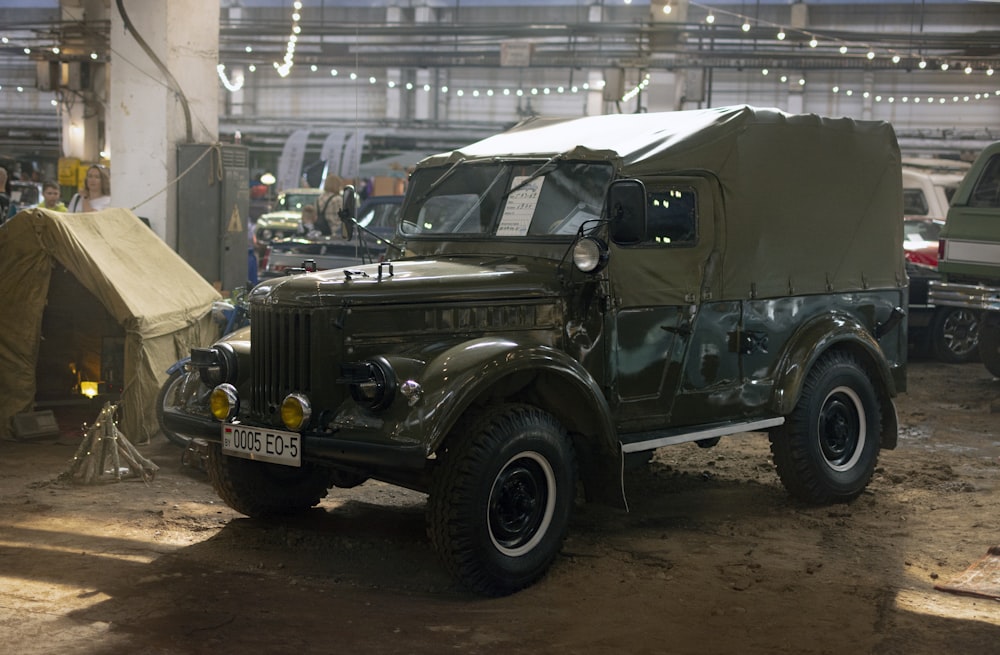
(607, 179, 646, 245)
(342, 185, 357, 220)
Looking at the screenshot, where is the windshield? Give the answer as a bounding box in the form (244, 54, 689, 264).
(278, 191, 320, 212)
(400, 160, 613, 237)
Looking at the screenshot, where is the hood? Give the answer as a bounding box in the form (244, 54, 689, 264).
(251, 255, 565, 308)
(256, 210, 303, 229)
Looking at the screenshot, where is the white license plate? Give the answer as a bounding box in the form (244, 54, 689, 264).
(221, 423, 301, 467)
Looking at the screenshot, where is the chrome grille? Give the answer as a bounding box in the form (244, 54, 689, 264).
(251, 304, 313, 416)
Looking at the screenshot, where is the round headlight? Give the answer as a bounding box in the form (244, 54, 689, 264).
(195, 343, 239, 387)
(281, 393, 312, 431)
(573, 237, 609, 273)
(347, 357, 397, 411)
(210, 383, 239, 421)
(261, 228, 274, 240)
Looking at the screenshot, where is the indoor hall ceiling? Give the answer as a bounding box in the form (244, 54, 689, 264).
(0, 0, 998, 157)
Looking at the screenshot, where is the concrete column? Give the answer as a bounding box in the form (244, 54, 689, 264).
(647, 0, 688, 111)
(586, 4, 606, 115)
(413, 5, 437, 122)
(59, 0, 108, 163)
(787, 72, 806, 113)
(415, 69, 433, 121)
(109, 0, 220, 245)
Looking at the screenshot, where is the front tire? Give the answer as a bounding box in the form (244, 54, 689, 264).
(427, 404, 577, 597)
(207, 443, 334, 518)
(156, 369, 195, 447)
(769, 351, 882, 504)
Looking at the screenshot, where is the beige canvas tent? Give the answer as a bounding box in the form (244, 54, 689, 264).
(0, 207, 222, 443)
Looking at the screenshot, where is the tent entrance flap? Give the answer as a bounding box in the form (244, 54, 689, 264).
(35, 267, 125, 403)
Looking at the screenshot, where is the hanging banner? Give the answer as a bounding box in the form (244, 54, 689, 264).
(319, 130, 349, 176)
(276, 129, 310, 192)
(339, 131, 366, 181)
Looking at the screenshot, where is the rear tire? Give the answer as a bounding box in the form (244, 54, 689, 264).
(427, 404, 577, 597)
(980, 323, 1000, 378)
(207, 443, 333, 518)
(769, 351, 882, 504)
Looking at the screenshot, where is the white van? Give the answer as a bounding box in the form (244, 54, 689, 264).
(902, 157, 970, 218)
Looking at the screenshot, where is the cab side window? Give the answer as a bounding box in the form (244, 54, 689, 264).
(646, 187, 697, 246)
(970, 156, 1000, 208)
(903, 189, 929, 215)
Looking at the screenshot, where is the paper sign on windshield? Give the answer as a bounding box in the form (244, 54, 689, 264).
(497, 176, 544, 236)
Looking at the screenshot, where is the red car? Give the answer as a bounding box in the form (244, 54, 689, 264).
(903, 216, 943, 267)
(904, 217, 980, 363)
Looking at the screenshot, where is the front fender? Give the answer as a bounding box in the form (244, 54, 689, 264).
(393, 337, 614, 448)
(374, 337, 623, 506)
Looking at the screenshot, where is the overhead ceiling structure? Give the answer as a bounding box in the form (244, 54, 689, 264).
(0, 0, 998, 163)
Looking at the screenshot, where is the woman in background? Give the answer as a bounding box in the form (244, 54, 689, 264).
(69, 165, 111, 212)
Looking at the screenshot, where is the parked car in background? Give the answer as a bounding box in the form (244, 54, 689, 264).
(901, 157, 969, 219)
(260, 195, 403, 279)
(930, 141, 1000, 377)
(900, 157, 982, 364)
(252, 187, 322, 259)
(904, 217, 980, 363)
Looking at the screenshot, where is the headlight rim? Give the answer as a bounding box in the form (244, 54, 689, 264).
(209, 383, 240, 421)
(572, 236, 609, 274)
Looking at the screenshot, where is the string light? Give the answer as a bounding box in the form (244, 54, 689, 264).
(217, 64, 244, 92)
(622, 73, 651, 102)
(199, 0, 1000, 106)
(274, 1, 302, 77)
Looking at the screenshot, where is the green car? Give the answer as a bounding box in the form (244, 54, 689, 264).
(166, 106, 908, 596)
(929, 141, 1000, 377)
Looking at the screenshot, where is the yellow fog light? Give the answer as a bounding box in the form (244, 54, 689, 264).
(281, 393, 311, 430)
(210, 383, 239, 421)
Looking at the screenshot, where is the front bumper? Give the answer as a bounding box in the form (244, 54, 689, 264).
(929, 281, 1000, 312)
(161, 406, 427, 470)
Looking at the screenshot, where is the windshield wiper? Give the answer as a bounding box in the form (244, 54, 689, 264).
(497, 155, 563, 204)
(413, 157, 466, 204)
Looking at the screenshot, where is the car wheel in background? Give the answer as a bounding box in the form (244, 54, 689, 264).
(929, 307, 980, 364)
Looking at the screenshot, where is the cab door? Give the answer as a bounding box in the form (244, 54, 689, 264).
(606, 175, 721, 431)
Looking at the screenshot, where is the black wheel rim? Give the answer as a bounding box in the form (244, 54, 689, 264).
(488, 453, 553, 556)
(818, 386, 865, 471)
(942, 310, 979, 357)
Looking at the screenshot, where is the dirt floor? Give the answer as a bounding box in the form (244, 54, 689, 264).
(1, 358, 999, 655)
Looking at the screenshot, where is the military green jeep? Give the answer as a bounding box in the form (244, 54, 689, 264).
(166, 106, 907, 596)
(929, 141, 1000, 377)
